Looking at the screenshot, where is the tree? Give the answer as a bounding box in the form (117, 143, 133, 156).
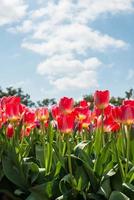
(125, 88, 134, 99)
(37, 98, 56, 107)
(110, 96, 124, 106)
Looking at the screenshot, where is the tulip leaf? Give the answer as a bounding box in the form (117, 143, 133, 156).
(94, 141, 112, 177)
(35, 145, 45, 168)
(2, 153, 28, 190)
(98, 178, 111, 199)
(122, 183, 134, 199)
(109, 191, 130, 200)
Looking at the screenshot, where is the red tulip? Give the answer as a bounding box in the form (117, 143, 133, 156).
(104, 115, 120, 132)
(6, 124, 14, 138)
(79, 99, 90, 107)
(23, 110, 35, 124)
(78, 116, 91, 131)
(120, 105, 134, 125)
(21, 124, 35, 137)
(59, 97, 74, 114)
(36, 107, 49, 122)
(1, 96, 24, 122)
(94, 90, 110, 109)
(75, 106, 91, 121)
(95, 115, 120, 132)
(94, 105, 112, 118)
(112, 106, 122, 123)
(51, 105, 60, 119)
(57, 113, 75, 134)
(123, 100, 134, 107)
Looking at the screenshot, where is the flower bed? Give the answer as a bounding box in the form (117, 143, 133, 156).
(0, 90, 134, 200)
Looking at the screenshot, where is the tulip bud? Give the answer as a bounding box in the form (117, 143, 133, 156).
(6, 124, 14, 138)
(121, 105, 134, 125)
(59, 97, 74, 114)
(94, 90, 110, 109)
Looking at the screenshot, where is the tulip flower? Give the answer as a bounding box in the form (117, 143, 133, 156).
(94, 90, 110, 110)
(51, 105, 60, 119)
(1, 96, 25, 123)
(79, 99, 90, 107)
(36, 107, 49, 122)
(23, 110, 35, 124)
(95, 115, 120, 132)
(75, 106, 91, 121)
(77, 116, 91, 131)
(123, 100, 134, 107)
(59, 97, 74, 114)
(93, 105, 112, 118)
(6, 124, 14, 138)
(57, 113, 75, 134)
(21, 124, 35, 137)
(112, 106, 122, 123)
(120, 105, 134, 125)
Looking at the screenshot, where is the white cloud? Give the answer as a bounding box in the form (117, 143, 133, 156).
(6, 0, 134, 94)
(37, 55, 101, 90)
(0, 0, 28, 26)
(37, 55, 101, 76)
(8, 20, 33, 33)
(50, 70, 98, 90)
(22, 24, 126, 56)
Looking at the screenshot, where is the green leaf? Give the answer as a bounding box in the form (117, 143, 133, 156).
(122, 183, 134, 199)
(110, 170, 122, 191)
(74, 142, 93, 168)
(35, 145, 44, 168)
(29, 182, 53, 200)
(74, 154, 98, 192)
(109, 191, 130, 200)
(59, 174, 76, 194)
(56, 189, 78, 200)
(94, 141, 112, 177)
(22, 161, 39, 184)
(2, 154, 28, 190)
(53, 142, 66, 169)
(94, 129, 102, 156)
(98, 178, 111, 199)
(70, 155, 89, 191)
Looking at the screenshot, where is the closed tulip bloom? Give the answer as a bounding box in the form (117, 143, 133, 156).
(121, 105, 134, 125)
(59, 97, 74, 114)
(57, 113, 75, 134)
(6, 124, 14, 138)
(94, 90, 110, 109)
(2, 96, 23, 122)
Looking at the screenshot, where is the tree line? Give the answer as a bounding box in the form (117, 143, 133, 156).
(0, 86, 133, 107)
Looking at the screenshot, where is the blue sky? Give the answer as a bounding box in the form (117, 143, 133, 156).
(0, 0, 134, 102)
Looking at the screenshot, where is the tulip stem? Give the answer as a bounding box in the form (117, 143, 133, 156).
(101, 109, 105, 146)
(66, 135, 73, 176)
(125, 125, 131, 179)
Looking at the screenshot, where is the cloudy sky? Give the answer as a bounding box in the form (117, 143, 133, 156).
(0, 0, 134, 101)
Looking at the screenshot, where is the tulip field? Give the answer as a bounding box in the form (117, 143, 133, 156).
(0, 90, 134, 200)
